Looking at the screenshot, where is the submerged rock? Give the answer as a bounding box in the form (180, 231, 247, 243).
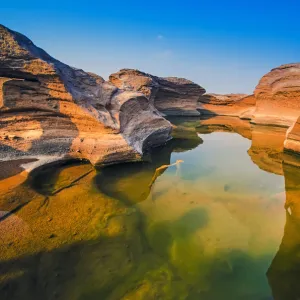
(0, 25, 172, 167)
(109, 69, 206, 116)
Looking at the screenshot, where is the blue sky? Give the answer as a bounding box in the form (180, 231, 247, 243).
(1, 0, 299, 93)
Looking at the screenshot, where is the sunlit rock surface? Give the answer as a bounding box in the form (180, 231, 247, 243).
(284, 117, 300, 163)
(0, 25, 172, 167)
(198, 94, 256, 119)
(109, 69, 206, 116)
(253, 63, 300, 127)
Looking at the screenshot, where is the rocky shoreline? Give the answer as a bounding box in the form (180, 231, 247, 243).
(0, 24, 300, 174)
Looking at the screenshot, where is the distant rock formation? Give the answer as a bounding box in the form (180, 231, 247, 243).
(198, 93, 256, 119)
(253, 64, 300, 127)
(0, 25, 172, 167)
(109, 69, 206, 116)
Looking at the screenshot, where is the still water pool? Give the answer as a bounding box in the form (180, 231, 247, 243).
(0, 118, 299, 300)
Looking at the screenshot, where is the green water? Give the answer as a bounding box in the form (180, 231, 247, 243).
(0, 117, 300, 300)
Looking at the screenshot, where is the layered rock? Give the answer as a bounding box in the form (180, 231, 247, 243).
(253, 64, 300, 127)
(109, 69, 206, 116)
(198, 93, 256, 119)
(0, 25, 172, 167)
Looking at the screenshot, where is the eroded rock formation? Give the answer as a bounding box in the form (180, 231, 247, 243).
(109, 69, 206, 116)
(0, 25, 172, 167)
(253, 64, 300, 127)
(198, 93, 256, 119)
(251, 64, 300, 160)
(284, 117, 300, 158)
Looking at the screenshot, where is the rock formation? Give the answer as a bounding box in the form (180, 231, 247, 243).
(198, 93, 256, 119)
(284, 117, 300, 153)
(283, 116, 300, 166)
(109, 69, 206, 116)
(1, 24, 300, 170)
(0, 25, 172, 167)
(253, 64, 300, 127)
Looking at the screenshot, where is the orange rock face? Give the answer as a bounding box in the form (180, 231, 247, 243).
(109, 69, 206, 116)
(253, 64, 300, 127)
(198, 93, 256, 119)
(284, 117, 300, 157)
(0, 25, 172, 167)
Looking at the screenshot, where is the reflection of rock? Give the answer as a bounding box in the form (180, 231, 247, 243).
(267, 164, 300, 300)
(198, 94, 256, 119)
(253, 64, 300, 127)
(109, 69, 206, 116)
(267, 212, 300, 300)
(94, 130, 201, 205)
(283, 163, 300, 215)
(170, 121, 203, 151)
(196, 116, 252, 140)
(0, 25, 171, 167)
(171, 116, 299, 174)
(248, 125, 287, 175)
(0, 159, 207, 300)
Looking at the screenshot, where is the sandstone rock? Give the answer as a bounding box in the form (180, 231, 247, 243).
(109, 69, 206, 116)
(0, 25, 172, 167)
(253, 64, 300, 127)
(284, 117, 300, 166)
(198, 93, 256, 119)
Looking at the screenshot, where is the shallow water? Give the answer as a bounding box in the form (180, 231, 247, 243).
(0, 117, 300, 300)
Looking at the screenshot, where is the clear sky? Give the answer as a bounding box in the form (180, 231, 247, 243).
(1, 0, 299, 94)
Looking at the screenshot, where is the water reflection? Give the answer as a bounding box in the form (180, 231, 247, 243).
(94, 127, 202, 205)
(267, 163, 300, 300)
(0, 116, 299, 300)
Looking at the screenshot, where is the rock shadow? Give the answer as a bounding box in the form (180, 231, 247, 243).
(94, 131, 202, 206)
